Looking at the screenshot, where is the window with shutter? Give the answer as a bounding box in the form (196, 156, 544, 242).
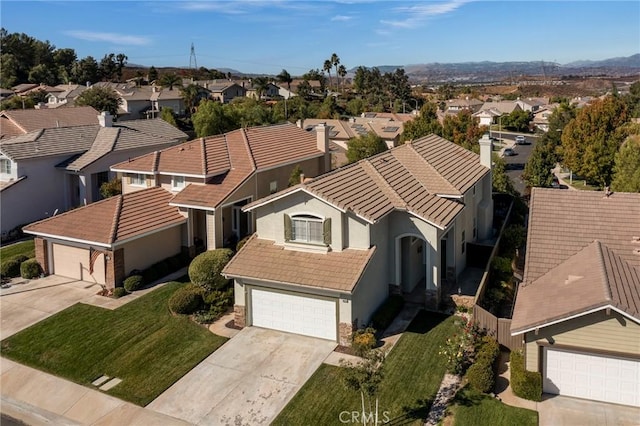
(289, 214, 324, 245)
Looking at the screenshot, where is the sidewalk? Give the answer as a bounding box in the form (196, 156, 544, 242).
(0, 358, 190, 426)
(494, 351, 538, 411)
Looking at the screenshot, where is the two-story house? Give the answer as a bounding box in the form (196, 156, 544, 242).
(24, 123, 332, 287)
(1, 111, 187, 235)
(223, 134, 494, 345)
(0, 106, 100, 139)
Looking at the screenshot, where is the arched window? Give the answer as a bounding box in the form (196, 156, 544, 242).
(284, 214, 330, 245)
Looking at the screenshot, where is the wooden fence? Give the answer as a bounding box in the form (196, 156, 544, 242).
(473, 304, 523, 351)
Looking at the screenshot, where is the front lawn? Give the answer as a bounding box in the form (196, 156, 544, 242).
(0, 239, 35, 261)
(274, 312, 458, 425)
(448, 387, 538, 426)
(0, 281, 227, 406)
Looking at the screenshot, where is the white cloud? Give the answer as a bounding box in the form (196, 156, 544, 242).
(65, 31, 151, 46)
(331, 15, 352, 22)
(381, 0, 472, 29)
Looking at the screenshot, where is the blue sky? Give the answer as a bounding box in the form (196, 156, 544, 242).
(1, 1, 639, 75)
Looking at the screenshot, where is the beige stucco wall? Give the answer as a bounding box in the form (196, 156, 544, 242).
(524, 310, 640, 372)
(119, 225, 183, 274)
(345, 214, 370, 249)
(158, 175, 206, 193)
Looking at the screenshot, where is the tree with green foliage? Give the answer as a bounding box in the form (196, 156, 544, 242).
(192, 99, 238, 137)
(624, 81, 640, 118)
(98, 53, 117, 81)
(503, 109, 532, 132)
(148, 66, 158, 82)
(0, 95, 35, 110)
(181, 83, 204, 114)
(188, 249, 234, 291)
(561, 96, 628, 186)
(99, 178, 122, 199)
(317, 95, 339, 119)
(71, 56, 99, 86)
(523, 142, 557, 188)
(159, 73, 181, 90)
(340, 348, 386, 425)
(288, 164, 303, 187)
(276, 69, 292, 91)
(74, 86, 121, 116)
(442, 110, 484, 151)
(492, 153, 516, 194)
(250, 76, 270, 100)
(323, 59, 333, 90)
(346, 98, 367, 116)
(611, 135, 640, 192)
(338, 64, 347, 93)
(161, 107, 178, 127)
(401, 102, 443, 142)
(346, 132, 388, 163)
(228, 97, 273, 127)
(115, 53, 128, 81)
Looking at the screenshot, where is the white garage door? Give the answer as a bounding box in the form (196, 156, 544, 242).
(544, 347, 640, 407)
(251, 289, 337, 341)
(52, 244, 105, 284)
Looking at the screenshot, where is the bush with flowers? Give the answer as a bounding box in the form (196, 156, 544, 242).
(438, 316, 482, 375)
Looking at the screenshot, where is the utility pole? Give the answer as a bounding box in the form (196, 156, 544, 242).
(189, 43, 198, 70)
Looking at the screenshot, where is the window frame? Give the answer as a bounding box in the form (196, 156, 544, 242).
(130, 173, 147, 187)
(269, 180, 278, 194)
(0, 159, 11, 174)
(171, 175, 185, 190)
(291, 214, 324, 245)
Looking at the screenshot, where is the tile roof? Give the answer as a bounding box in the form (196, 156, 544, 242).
(0, 118, 187, 166)
(0, 106, 100, 138)
(222, 235, 376, 293)
(511, 188, 640, 333)
(248, 134, 486, 228)
(23, 187, 186, 246)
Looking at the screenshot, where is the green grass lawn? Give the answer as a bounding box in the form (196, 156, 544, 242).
(0, 281, 227, 406)
(274, 312, 459, 426)
(449, 387, 538, 426)
(0, 239, 35, 261)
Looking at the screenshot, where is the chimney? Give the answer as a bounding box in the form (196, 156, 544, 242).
(300, 173, 305, 184)
(296, 118, 303, 129)
(98, 111, 113, 127)
(315, 122, 330, 172)
(479, 133, 492, 169)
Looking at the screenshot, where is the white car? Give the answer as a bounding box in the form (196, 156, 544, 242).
(515, 135, 529, 145)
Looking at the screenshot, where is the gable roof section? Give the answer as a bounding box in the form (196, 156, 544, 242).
(23, 187, 186, 246)
(242, 123, 322, 169)
(0, 106, 100, 138)
(511, 188, 640, 334)
(222, 236, 376, 293)
(247, 134, 486, 229)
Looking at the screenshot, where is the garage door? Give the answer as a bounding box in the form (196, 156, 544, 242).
(52, 244, 105, 284)
(250, 289, 337, 341)
(544, 347, 640, 407)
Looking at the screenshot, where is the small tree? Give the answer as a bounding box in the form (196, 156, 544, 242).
(188, 249, 234, 291)
(99, 178, 122, 199)
(161, 107, 178, 127)
(340, 349, 387, 426)
(611, 135, 640, 192)
(288, 164, 303, 187)
(75, 86, 122, 116)
(346, 132, 388, 164)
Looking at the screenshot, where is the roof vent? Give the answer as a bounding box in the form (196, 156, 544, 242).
(564, 275, 583, 285)
(632, 236, 640, 244)
(634, 248, 640, 256)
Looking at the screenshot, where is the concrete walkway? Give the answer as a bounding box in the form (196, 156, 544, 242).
(0, 358, 190, 426)
(148, 327, 336, 425)
(494, 351, 538, 411)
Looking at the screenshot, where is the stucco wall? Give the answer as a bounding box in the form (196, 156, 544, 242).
(158, 175, 205, 193)
(524, 310, 640, 372)
(121, 173, 156, 194)
(119, 225, 183, 274)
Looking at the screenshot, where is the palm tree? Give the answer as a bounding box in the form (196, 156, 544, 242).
(331, 53, 340, 91)
(252, 76, 270, 100)
(160, 73, 181, 90)
(277, 69, 293, 91)
(181, 84, 202, 114)
(338, 64, 347, 94)
(323, 59, 333, 91)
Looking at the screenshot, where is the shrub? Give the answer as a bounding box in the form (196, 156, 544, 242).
(199, 287, 233, 323)
(491, 256, 513, 283)
(188, 249, 234, 291)
(123, 275, 144, 292)
(371, 294, 404, 331)
(476, 336, 500, 362)
(236, 236, 251, 252)
(20, 258, 42, 279)
(510, 349, 542, 401)
(351, 327, 377, 356)
(499, 224, 527, 257)
(1, 259, 21, 278)
(466, 357, 495, 393)
(112, 287, 128, 298)
(168, 284, 204, 315)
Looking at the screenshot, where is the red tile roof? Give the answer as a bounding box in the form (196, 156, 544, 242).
(0, 106, 100, 139)
(23, 187, 186, 246)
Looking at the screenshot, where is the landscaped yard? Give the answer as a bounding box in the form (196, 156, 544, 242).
(0, 280, 227, 406)
(273, 311, 458, 425)
(0, 239, 35, 260)
(447, 387, 538, 426)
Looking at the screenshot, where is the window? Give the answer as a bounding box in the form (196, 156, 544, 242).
(269, 181, 278, 194)
(292, 215, 324, 244)
(172, 175, 185, 190)
(130, 173, 146, 186)
(0, 159, 11, 174)
(461, 230, 466, 254)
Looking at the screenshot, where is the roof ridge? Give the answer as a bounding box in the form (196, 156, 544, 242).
(239, 128, 256, 171)
(109, 194, 124, 244)
(152, 150, 160, 173)
(398, 143, 460, 195)
(360, 158, 406, 210)
(595, 240, 614, 302)
(201, 137, 208, 175)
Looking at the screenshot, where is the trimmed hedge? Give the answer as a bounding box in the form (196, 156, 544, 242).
(20, 259, 42, 279)
(510, 349, 542, 401)
(371, 294, 404, 331)
(112, 287, 128, 298)
(466, 336, 500, 393)
(124, 275, 144, 292)
(1, 259, 21, 278)
(188, 249, 234, 291)
(168, 284, 204, 315)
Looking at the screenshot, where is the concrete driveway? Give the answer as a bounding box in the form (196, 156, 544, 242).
(538, 395, 640, 426)
(148, 327, 336, 425)
(1, 275, 101, 338)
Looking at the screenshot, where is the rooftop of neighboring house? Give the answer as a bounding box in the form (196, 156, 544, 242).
(301, 118, 405, 142)
(0, 106, 101, 139)
(247, 133, 490, 228)
(23, 186, 185, 246)
(517, 97, 549, 107)
(48, 84, 88, 100)
(511, 188, 640, 334)
(446, 98, 484, 108)
(0, 115, 188, 172)
(11, 83, 39, 94)
(360, 112, 416, 122)
(478, 101, 521, 114)
(111, 122, 329, 209)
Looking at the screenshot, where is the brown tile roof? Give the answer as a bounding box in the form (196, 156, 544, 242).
(511, 188, 640, 333)
(248, 134, 486, 228)
(0, 106, 100, 138)
(222, 235, 376, 293)
(23, 187, 186, 246)
(243, 123, 322, 169)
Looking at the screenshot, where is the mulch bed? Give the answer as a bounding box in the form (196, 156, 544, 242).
(334, 345, 357, 356)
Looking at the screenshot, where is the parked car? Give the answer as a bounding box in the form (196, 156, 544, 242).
(551, 176, 560, 188)
(515, 135, 529, 145)
(503, 148, 516, 156)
